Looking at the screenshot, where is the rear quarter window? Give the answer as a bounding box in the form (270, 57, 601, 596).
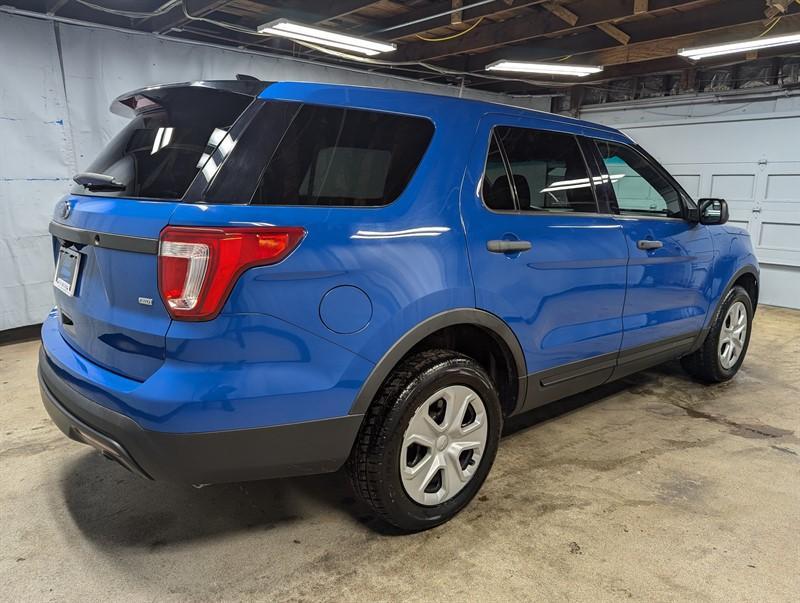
(204, 101, 434, 207)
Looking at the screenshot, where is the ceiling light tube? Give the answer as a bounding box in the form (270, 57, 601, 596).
(485, 60, 603, 76)
(257, 19, 396, 56)
(678, 32, 800, 60)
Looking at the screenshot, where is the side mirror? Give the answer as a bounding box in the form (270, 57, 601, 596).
(698, 198, 729, 225)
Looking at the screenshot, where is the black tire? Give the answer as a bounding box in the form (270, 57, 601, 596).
(348, 349, 503, 532)
(681, 285, 753, 383)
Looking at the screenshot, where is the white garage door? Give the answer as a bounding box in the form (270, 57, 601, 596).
(621, 113, 800, 309)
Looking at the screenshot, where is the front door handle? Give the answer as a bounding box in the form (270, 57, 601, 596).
(637, 239, 663, 250)
(487, 240, 532, 253)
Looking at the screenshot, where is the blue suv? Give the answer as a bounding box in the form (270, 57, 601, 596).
(39, 80, 759, 531)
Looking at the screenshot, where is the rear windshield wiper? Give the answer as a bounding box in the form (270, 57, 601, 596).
(73, 172, 126, 192)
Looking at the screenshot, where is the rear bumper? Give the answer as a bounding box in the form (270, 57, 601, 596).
(39, 346, 363, 484)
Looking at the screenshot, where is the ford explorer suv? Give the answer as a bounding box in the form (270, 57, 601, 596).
(39, 80, 759, 532)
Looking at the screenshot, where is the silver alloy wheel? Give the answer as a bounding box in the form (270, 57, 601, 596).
(718, 300, 748, 369)
(399, 385, 488, 506)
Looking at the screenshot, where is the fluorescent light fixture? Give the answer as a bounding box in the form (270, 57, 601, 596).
(486, 60, 602, 76)
(257, 19, 396, 56)
(678, 32, 800, 60)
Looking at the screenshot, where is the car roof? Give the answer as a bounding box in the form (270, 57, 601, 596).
(260, 81, 632, 144)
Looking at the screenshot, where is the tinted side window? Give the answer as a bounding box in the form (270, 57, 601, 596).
(495, 127, 598, 213)
(251, 104, 434, 206)
(482, 134, 515, 211)
(595, 140, 683, 218)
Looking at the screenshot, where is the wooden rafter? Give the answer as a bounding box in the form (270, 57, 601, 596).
(541, 2, 579, 26)
(459, 1, 776, 69)
(9, 0, 800, 98)
(372, 1, 548, 40)
(568, 10, 800, 67)
(596, 22, 630, 45)
(452, 0, 464, 25)
(396, 0, 712, 62)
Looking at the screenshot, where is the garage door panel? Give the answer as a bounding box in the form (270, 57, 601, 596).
(759, 222, 798, 250)
(765, 174, 800, 200)
(619, 116, 799, 309)
(707, 171, 758, 230)
(756, 166, 800, 268)
(710, 174, 755, 200)
(673, 174, 701, 198)
(662, 159, 799, 305)
(760, 264, 800, 307)
(728, 219, 751, 231)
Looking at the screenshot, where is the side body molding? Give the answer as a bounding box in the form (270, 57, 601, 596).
(348, 309, 528, 416)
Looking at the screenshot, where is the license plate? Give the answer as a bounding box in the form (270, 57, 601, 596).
(53, 246, 82, 296)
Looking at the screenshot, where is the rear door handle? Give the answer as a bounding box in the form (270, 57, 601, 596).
(486, 240, 532, 253)
(637, 239, 663, 250)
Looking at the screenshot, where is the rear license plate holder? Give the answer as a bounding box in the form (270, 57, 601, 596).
(53, 245, 81, 296)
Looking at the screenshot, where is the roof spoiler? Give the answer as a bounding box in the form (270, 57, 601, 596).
(110, 80, 269, 117)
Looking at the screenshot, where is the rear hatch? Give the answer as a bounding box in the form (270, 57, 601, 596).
(50, 81, 262, 381)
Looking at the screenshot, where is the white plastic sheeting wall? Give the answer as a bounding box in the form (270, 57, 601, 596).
(0, 13, 549, 332)
(0, 15, 74, 331)
(577, 92, 800, 310)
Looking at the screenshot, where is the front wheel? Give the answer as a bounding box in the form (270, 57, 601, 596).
(348, 349, 502, 532)
(681, 285, 753, 383)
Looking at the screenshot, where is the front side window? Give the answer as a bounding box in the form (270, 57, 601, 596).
(595, 140, 683, 218)
(493, 126, 598, 214)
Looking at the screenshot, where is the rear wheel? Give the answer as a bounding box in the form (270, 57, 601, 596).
(348, 350, 502, 532)
(681, 285, 753, 383)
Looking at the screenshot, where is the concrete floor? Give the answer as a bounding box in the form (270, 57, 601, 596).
(1, 306, 798, 602)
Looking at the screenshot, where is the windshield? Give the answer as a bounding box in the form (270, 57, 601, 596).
(72, 89, 253, 200)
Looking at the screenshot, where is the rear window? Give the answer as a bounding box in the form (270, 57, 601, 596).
(72, 89, 252, 200)
(203, 101, 435, 207)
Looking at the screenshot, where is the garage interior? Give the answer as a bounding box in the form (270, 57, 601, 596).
(1, 0, 799, 600)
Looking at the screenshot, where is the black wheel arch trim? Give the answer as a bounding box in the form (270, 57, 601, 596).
(690, 264, 759, 353)
(348, 308, 528, 416)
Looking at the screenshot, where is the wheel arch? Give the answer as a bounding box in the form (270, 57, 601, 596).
(732, 270, 759, 313)
(690, 264, 759, 353)
(348, 309, 527, 418)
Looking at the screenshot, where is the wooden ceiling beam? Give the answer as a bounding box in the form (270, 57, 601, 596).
(370, 0, 547, 40)
(396, 0, 712, 62)
(460, 1, 774, 69)
(452, 0, 464, 25)
(596, 22, 631, 45)
(541, 2, 578, 26)
(256, 0, 381, 23)
(569, 11, 800, 67)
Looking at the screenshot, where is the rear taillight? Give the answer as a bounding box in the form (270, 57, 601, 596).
(158, 226, 305, 320)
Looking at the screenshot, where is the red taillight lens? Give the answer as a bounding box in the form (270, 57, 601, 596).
(158, 226, 305, 320)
